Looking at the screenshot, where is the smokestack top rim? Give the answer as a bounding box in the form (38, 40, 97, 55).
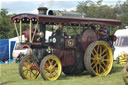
(38, 7, 48, 10)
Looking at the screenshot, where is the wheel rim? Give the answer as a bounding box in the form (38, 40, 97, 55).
(42, 56, 61, 80)
(20, 56, 39, 79)
(90, 42, 113, 76)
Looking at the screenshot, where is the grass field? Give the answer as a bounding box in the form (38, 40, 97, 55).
(0, 61, 126, 85)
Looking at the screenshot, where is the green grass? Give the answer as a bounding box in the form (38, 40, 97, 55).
(0, 61, 126, 85)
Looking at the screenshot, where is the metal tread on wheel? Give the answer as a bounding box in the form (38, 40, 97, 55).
(84, 41, 113, 76)
(40, 55, 62, 80)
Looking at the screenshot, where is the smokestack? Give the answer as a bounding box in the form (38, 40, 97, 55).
(38, 7, 48, 15)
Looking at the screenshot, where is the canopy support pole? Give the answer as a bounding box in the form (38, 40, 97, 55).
(20, 20, 22, 43)
(29, 20, 32, 43)
(14, 22, 20, 42)
(32, 22, 38, 42)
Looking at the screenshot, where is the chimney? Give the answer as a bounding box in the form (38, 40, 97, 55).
(38, 7, 48, 15)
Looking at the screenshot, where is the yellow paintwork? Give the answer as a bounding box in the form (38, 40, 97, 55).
(21, 56, 39, 79)
(42, 55, 62, 80)
(90, 42, 113, 76)
(119, 52, 128, 64)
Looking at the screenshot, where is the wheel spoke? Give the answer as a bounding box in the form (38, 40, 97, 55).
(54, 67, 58, 71)
(100, 46, 102, 55)
(97, 45, 100, 52)
(104, 59, 110, 61)
(31, 71, 35, 76)
(53, 63, 57, 67)
(92, 62, 98, 69)
(22, 69, 27, 72)
(51, 72, 54, 78)
(102, 53, 107, 58)
(100, 64, 106, 72)
(44, 70, 49, 75)
(94, 49, 98, 54)
(48, 72, 52, 78)
(30, 71, 32, 78)
(99, 63, 102, 73)
(96, 65, 98, 73)
(101, 49, 107, 55)
(91, 61, 96, 65)
(25, 70, 29, 76)
(91, 57, 97, 60)
(102, 62, 106, 66)
(54, 71, 57, 75)
(48, 60, 51, 65)
(91, 51, 95, 57)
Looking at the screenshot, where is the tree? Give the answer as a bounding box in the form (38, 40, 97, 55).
(77, 0, 116, 19)
(114, 1, 128, 25)
(0, 9, 16, 39)
(76, 0, 128, 29)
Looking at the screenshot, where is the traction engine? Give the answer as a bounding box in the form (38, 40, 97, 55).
(10, 7, 121, 80)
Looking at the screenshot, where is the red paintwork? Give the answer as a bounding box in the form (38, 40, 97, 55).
(11, 13, 121, 26)
(24, 28, 38, 41)
(53, 49, 75, 66)
(11, 13, 38, 23)
(81, 29, 98, 50)
(31, 65, 40, 71)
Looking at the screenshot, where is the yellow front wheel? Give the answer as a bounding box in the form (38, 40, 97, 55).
(40, 55, 62, 80)
(19, 56, 40, 79)
(84, 41, 113, 76)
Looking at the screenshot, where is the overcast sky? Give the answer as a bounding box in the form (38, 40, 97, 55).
(0, 0, 126, 14)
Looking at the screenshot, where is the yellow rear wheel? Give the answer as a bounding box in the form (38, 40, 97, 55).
(19, 56, 40, 79)
(84, 41, 113, 76)
(40, 55, 62, 80)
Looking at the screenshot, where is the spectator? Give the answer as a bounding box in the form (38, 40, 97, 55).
(15, 52, 24, 63)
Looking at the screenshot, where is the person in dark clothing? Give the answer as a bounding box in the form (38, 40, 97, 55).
(98, 25, 110, 41)
(16, 52, 24, 63)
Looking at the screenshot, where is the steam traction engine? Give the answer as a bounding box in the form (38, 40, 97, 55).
(11, 7, 121, 80)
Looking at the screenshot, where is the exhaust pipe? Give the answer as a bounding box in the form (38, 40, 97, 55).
(48, 10, 86, 17)
(38, 7, 48, 15)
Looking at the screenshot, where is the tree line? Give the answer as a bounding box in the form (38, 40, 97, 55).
(0, 0, 128, 39)
(77, 0, 128, 25)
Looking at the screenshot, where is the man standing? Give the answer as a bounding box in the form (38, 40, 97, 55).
(98, 25, 110, 41)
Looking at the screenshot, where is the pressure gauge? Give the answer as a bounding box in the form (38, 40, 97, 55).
(50, 38, 53, 42)
(53, 38, 56, 43)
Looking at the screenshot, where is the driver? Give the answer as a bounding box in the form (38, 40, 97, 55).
(98, 25, 110, 41)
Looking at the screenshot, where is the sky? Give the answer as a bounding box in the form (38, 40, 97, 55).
(0, 0, 127, 14)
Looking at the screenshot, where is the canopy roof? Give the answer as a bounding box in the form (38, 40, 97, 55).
(11, 13, 121, 26)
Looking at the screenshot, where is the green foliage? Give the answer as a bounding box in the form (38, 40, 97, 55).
(77, 0, 128, 26)
(0, 8, 16, 39)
